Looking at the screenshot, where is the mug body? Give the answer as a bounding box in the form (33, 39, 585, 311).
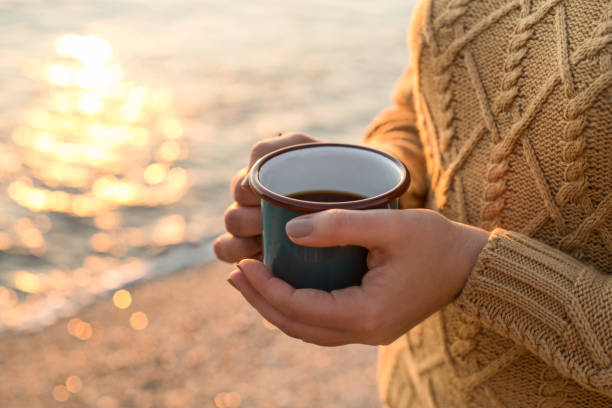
(248, 143, 409, 291)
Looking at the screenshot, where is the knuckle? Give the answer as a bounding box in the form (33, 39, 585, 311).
(285, 132, 318, 144)
(250, 141, 272, 161)
(224, 206, 242, 233)
(327, 209, 351, 231)
(234, 186, 259, 207)
(424, 208, 448, 228)
(284, 132, 309, 143)
(233, 183, 248, 202)
(231, 169, 246, 196)
(213, 237, 224, 260)
(213, 235, 233, 262)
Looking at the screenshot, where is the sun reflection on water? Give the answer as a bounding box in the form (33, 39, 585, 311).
(0, 34, 198, 332)
(9, 34, 189, 217)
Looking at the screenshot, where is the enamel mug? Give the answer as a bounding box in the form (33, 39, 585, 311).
(246, 143, 410, 291)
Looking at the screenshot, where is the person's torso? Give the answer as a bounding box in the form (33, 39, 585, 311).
(379, 0, 612, 406)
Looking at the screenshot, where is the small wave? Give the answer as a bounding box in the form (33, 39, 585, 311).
(0, 232, 221, 335)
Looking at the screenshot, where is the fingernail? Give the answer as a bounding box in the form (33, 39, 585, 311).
(286, 218, 313, 238)
(227, 278, 238, 290)
(240, 176, 250, 190)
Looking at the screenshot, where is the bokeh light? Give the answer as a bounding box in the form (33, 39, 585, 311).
(52, 385, 70, 402)
(144, 163, 167, 185)
(90, 232, 113, 253)
(152, 215, 186, 247)
(94, 212, 121, 230)
(67, 318, 93, 340)
(112, 289, 132, 309)
(129, 311, 148, 330)
(65, 375, 83, 393)
(13, 271, 41, 294)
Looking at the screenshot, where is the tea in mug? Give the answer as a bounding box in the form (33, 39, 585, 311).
(288, 190, 367, 203)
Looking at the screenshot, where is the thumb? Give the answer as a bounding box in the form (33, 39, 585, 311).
(285, 209, 394, 248)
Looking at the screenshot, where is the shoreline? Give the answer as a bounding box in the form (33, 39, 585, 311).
(0, 237, 219, 334)
(0, 261, 379, 407)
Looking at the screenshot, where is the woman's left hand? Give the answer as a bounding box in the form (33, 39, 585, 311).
(228, 208, 489, 346)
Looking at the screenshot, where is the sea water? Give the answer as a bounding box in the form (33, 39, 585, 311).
(0, 0, 415, 332)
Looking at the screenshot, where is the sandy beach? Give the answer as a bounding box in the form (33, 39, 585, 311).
(0, 261, 380, 407)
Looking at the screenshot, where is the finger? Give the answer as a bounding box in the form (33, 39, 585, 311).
(228, 268, 351, 346)
(214, 233, 261, 263)
(224, 203, 262, 237)
(285, 209, 396, 248)
(231, 168, 260, 206)
(238, 259, 375, 333)
(247, 132, 320, 170)
(367, 248, 386, 270)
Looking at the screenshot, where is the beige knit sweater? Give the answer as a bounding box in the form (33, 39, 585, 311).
(364, 0, 612, 406)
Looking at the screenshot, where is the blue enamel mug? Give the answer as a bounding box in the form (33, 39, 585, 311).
(246, 143, 410, 291)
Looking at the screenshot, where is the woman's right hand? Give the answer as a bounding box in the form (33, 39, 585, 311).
(214, 132, 322, 263)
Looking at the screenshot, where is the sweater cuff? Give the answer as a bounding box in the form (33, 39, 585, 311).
(455, 228, 584, 338)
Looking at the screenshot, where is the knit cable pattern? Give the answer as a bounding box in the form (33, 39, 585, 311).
(371, 0, 612, 406)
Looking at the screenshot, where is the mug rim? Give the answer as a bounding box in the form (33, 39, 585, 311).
(247, 142, 410, 212)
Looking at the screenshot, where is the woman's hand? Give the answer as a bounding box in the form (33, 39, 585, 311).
(213, 132, 321, 263)
(227, 209, 489, 346)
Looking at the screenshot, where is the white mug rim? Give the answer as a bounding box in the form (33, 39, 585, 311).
(247, 143, 410, 212)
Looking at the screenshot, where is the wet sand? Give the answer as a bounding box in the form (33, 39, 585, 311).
(0, 261, 380, 407)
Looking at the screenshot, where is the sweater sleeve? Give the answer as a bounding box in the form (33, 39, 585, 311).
(455, 228, 612, 397)
(363, 67, 428, 209)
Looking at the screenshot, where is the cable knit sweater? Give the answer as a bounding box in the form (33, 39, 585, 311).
(364, 0, 612, 406)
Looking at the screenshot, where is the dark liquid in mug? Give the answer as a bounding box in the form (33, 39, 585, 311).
(288, 190, 367, 203)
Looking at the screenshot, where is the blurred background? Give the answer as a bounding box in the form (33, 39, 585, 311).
(0, 0, 416, 406)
